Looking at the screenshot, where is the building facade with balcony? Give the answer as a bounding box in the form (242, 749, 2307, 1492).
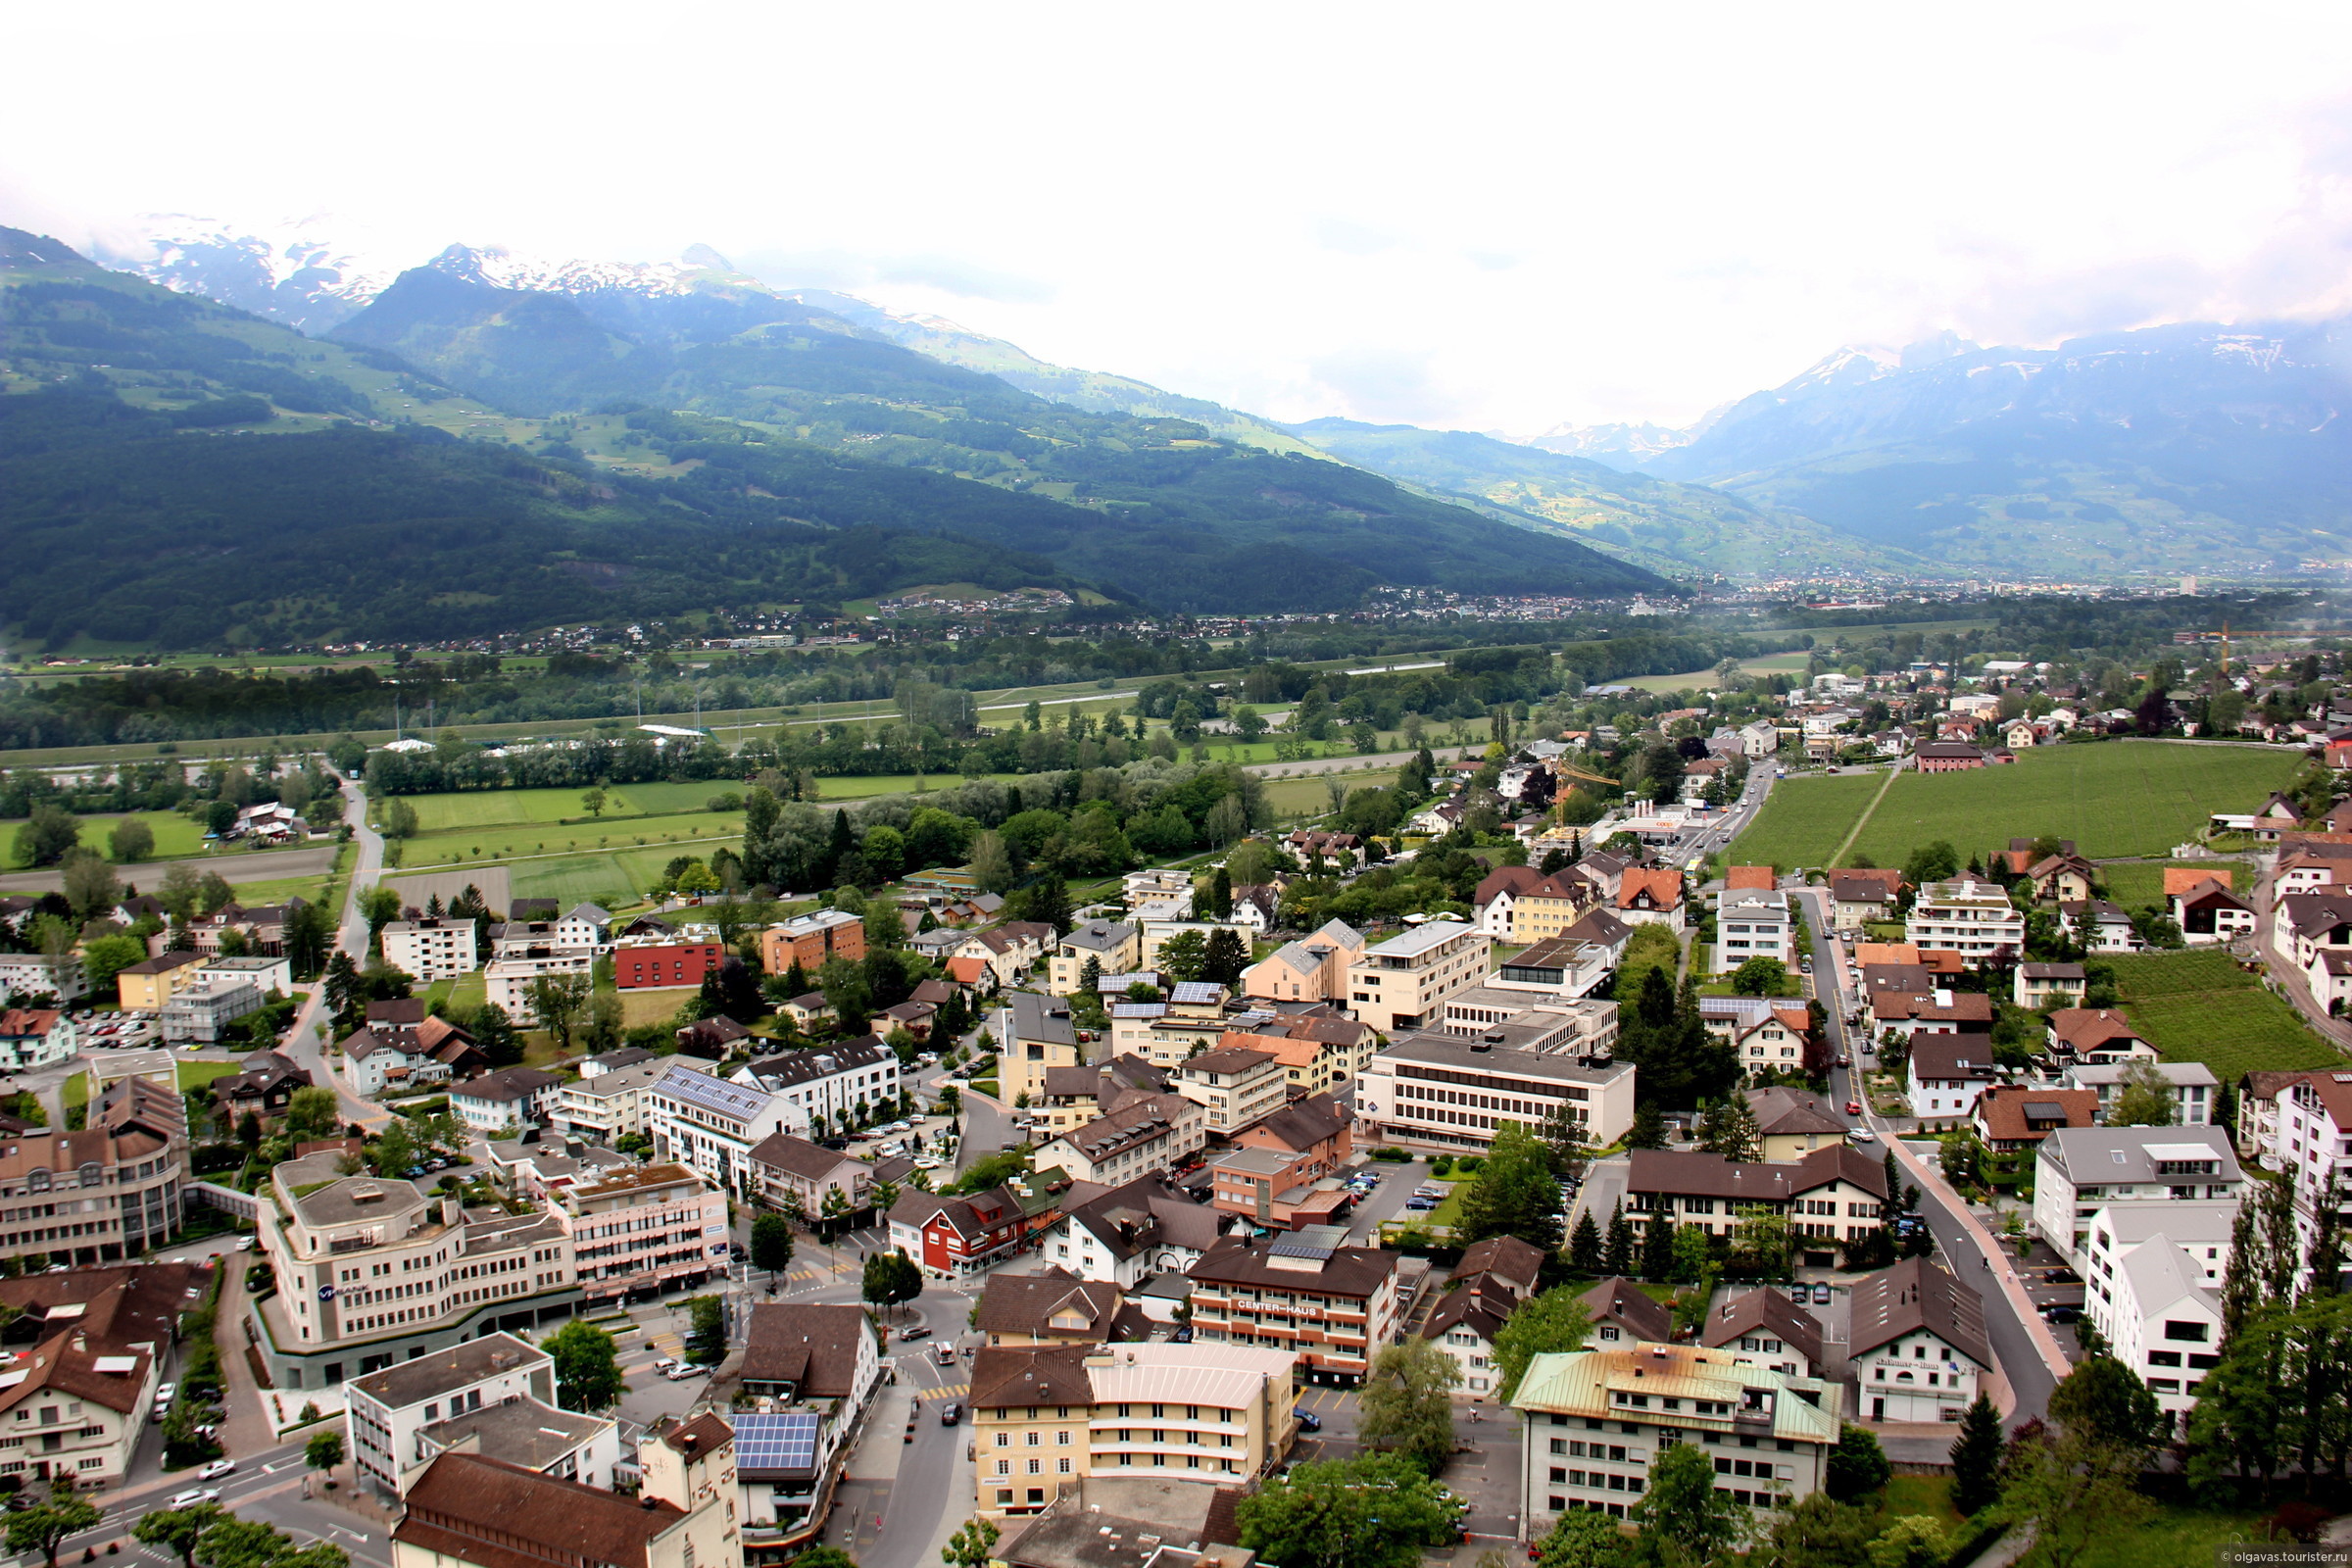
(548, 1163, 730, 1305)
(1346, 919, 1486, 1033)
(1903, 879, 2027, 961)
(249, 1151, 580, 1390)
(1184, 1229, 1399, 1387)
(968, 1342, 1297, 1518)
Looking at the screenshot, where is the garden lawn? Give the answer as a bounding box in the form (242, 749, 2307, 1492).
(1855, 1473, 1964, 1535)
(1728, 773, 1883, 871)
(2069, 1505, 2262, 1568)
(618, 988, 692, 1029)
(509, 846, 712, 907)
(2108, 950, 2343, 1081)
(176, 1061, 245, 1093)
(1843, 741, 2299, 867)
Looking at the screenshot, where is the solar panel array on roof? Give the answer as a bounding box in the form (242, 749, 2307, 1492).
(1170, 981, 1223, 1004)
(2023, 1102, 2066, 1118)
(659, 1066, 770, 1116)
(733, 1410, 819, 1471)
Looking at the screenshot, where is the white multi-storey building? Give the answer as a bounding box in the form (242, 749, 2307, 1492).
(1848, 1258, 1990, 1424)
(381, 918, 478, 981)
(646, 1063, 799, 1202)
(1712, 889, 1796, 975)
(548, 1162, 731, 1306)
(2031, 1126, 2245, 1264)
(250, 1152, 578, 1391)
(345, 1331, 619, 1498)
(2063, 1060, 2218, 1125)
(729, 1040, 902, 1136)
(1904, 879, 2027, 961)
(1512, 1344, 1837, 1530)
(2248, 1070, 2352, 1264)
(2077, 1200, 2234, 1427)
(1346, 918, 1488, 1033)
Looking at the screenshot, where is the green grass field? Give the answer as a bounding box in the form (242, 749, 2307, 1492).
(2071, 1505, 2261, 1568)
(1732, 743, 2299, 870)
(2100, 858, 2250, 911)
(400, 809, 743, 867)
(4, 809, 211, 869)
(2109, 951, 2342, 1081)
(1725, 774, 1885, 870)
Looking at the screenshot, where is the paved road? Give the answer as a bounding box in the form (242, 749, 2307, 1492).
(0, 844, 342, 895)
(1791, 887, 2064, 1425)
(280, 781, 393, 1132)
(1674, 760, 1778, 866)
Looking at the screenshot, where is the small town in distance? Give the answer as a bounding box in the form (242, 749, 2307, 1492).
(2, 594, 2351, 1568)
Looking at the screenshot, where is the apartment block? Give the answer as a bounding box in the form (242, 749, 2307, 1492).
(1356, 1030, 1636, 1154)
(1903, 879, 2026, 961)
(1185, 1229, 1399, 1387)
(969, 1342, 1297, 1517)
(382, 918, 480, 982)
(1346, 918, 1486, 1032)
(646, 1064, 799, 1202)
(250, 1152, 579, 1390)
(760, 909, 866, 977)
(548, 1162, 731, 1306)
(1512, 1344, 1837, 1530)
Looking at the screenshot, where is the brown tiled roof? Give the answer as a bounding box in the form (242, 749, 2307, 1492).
(1702, 1289, 1826, 1366)
(661, 1411, 734, 1456)
(2046, 1007, 2146, 1052)
(1629, 1144, 1886, 1204)
(2165, 867, 2232, 897)
(1725, 866, 1776, 890)
(1450, 1236, 1545, 1295)
(395, 1452, 686, 1568)
(1577, 1276, 1673, 1342)
(969, 1343, 1098, 1411)
(973, 1269, 1124, 1340)
(1745, 1087, 1846, 1138)
(738, 1303, 872, 1397)
(1847, 1258, 1990, 1367)
(748, 1132, 855, 1182)
(1185, 1047, 1278, 1077)
(1972, 1087, 2098, 1145)
(1185, 1237, 1396, 1300)
(1242, 1095, 1348, 1154)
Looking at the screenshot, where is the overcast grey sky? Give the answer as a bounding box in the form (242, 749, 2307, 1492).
(9, 1, 2352, 436)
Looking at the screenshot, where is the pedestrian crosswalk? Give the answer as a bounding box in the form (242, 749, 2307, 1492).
(921, 1380, 971, 1399)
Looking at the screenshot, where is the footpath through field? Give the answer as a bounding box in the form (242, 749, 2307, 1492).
(1824, 764, 1902, 870)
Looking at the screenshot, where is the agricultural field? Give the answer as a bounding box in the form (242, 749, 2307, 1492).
(397, 809, 744, 869)
(2107, 951, 2342, 1082)
(507, 847, 699, 909)
(1724, 773, 1886, 870)
(1732, 742, 2299, 870)
(402, 782, 747, 832)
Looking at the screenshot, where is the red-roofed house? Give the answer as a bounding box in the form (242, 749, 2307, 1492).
(1617, 868, 1685, 930)
(1724, 865, 1776, 892)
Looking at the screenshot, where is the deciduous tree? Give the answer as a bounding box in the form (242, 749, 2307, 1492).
(1355, 1338, 1460, 1474)
(1492, 1288, 1592, 1401)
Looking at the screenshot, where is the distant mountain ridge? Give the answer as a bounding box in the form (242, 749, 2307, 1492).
(1538, 319, 2352, 573)
(0, 224, 1666, 643)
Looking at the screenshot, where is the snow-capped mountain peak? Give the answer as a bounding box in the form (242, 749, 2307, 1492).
(424, 243, 708, 299)
(100, 214, 397, 334)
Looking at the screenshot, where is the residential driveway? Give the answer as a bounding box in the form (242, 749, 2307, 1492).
(1573, 1154, 1630, 1234)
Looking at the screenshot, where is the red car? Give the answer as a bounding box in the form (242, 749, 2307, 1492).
(1844, 1101, 1863, 1116)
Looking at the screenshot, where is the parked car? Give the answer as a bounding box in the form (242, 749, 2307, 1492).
(1812, 1283, 1832, 1305)
(2043, 1304, 2081, 1324)
(197, 1459, 236, 1481)
(1295, 1410, 1322, 1432)
(155, 1382, 178, 1406)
